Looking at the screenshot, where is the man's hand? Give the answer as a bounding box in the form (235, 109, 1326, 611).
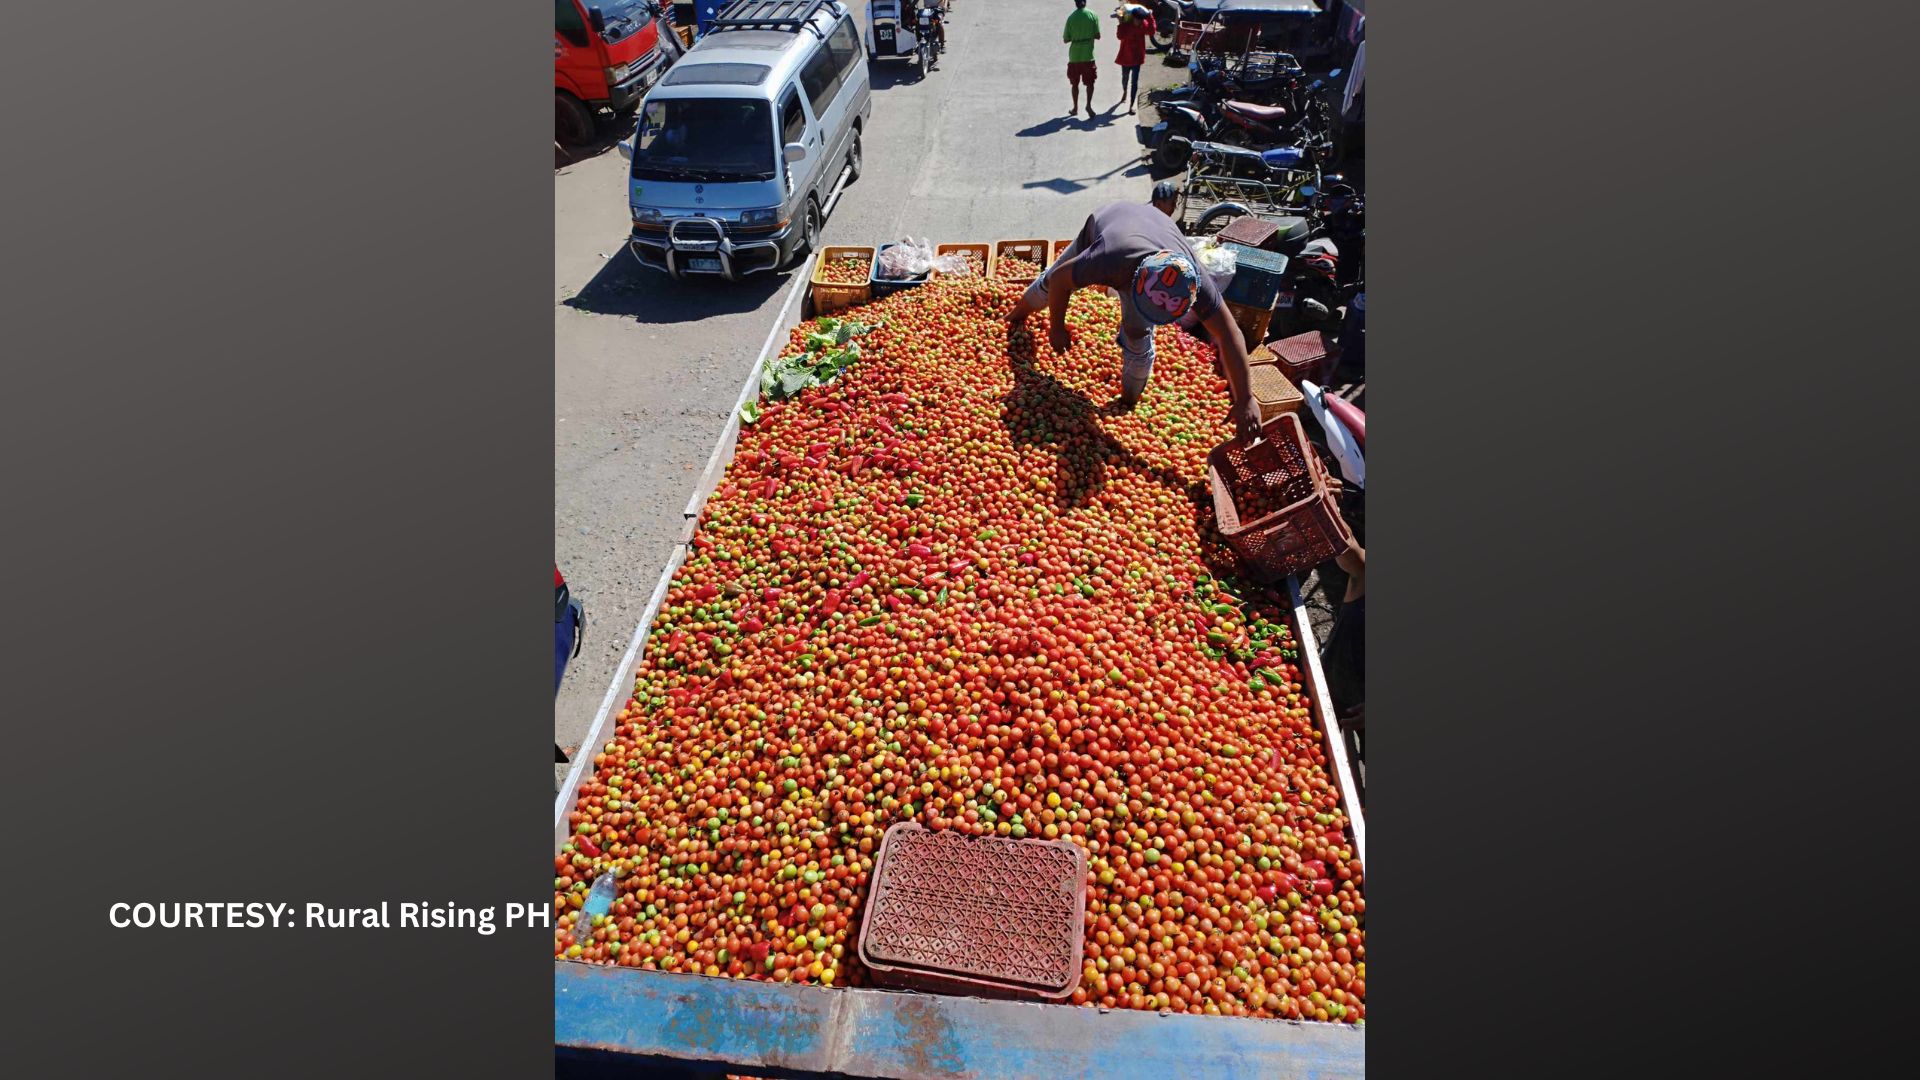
(1049, 321, 1073, 355)
(1232, 395, 1263, 441)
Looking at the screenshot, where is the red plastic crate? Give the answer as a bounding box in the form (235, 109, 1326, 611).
(1208, 412, 1352, 582)
(856, 823, 1087, 1001)
(1268, 330, 1331, 387)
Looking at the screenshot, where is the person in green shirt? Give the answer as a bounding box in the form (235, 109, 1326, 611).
(1063, 0, 1102, 119)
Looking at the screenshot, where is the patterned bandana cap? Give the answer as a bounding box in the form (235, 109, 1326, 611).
(1130, 251, 1197, 325)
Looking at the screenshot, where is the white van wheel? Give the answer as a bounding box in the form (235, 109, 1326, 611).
(802, 200, 821, 254)
(847, 131, 863, 183)
(789, 199, 821, 269)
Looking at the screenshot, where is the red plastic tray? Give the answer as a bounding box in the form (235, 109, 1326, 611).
(1268, 330, 1331, 387)
(856, 823, 1087, 1001)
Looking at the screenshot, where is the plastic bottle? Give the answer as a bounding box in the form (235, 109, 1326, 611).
(579, 871, 618, 942)
(584, 871, 618, 919)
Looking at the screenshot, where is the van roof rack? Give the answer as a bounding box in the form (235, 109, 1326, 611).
(709, 0, 836, 38)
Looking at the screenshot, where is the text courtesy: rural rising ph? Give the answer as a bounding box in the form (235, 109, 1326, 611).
(109, 901, 551, 934)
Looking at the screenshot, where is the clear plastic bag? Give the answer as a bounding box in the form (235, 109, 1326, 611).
(1192, 236, 1239, 278)
(877, 237, 935, 280)
(931, 252, 977, 276)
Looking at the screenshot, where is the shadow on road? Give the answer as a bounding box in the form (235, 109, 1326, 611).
(556, 112, 633, 172)
(867, 60, 925, 91)
(1016, 116, 1079, 138)
(564, 248, 789, 323)
(1021, 157, 1154, 196)
(1020, 108, 1127, 140)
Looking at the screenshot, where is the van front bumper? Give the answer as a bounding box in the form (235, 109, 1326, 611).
(629, 217, 798, 281)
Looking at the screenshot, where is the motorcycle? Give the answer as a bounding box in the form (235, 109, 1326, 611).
(1217, 91, 1326, 144)
(1181, 128, 1333, 184)
(915, 2, 945, 72)
(1144, 105, 1328, 174)
(1147, 1, 1181, 52)
(1274, 236, 1342, 327)
(1312, 180, 1363, 286)
(1151, 69, 1335, 170)
(1189, 52, 1305, 104)
(866, 0, 939, 73)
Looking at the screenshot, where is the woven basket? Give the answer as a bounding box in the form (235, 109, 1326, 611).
(1226, 299, 1274, 348)
(1248, 361, 1305, 422)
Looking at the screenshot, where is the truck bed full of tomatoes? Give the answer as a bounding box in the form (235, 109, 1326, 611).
(557, 279, 1364, 1023)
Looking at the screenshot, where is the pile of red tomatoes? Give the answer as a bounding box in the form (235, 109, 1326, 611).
(557, 279, 1363, 1023)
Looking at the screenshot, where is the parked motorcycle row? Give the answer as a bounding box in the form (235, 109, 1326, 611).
(1150, 55, 1338, 175)
(1139, 19, 1364, 348)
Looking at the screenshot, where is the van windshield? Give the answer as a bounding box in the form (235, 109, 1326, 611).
(597, 0, 656, 45)
(630, 99, 775, 182)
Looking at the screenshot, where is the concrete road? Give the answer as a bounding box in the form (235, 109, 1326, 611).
(555, 2, 1167, 758)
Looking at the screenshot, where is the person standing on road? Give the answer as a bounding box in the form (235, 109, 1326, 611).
(1113, 5, 1154, 114)
(1008, 201, 1262, 437)
(1064, 0, 1102, 119)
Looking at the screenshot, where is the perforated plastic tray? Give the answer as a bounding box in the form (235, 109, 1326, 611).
(856, 823, 1087, 1001)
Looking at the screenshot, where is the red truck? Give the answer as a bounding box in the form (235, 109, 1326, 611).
(556, 0, 685, 145)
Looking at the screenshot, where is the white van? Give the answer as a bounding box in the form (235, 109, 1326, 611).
(623, 0, 871, 280)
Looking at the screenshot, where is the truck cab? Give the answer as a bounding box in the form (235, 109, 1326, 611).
(556, 0, 681, 144)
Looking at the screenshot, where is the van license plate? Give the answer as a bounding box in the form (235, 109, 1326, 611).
(689, 258, 721, 272)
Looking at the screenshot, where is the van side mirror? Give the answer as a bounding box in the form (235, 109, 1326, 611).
(589, 7, 607, 34)
(618, 138, 635, 160)
(783, 142, 807, 164)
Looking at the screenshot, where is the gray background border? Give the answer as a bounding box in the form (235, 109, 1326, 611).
(1377, 1, 1914, 1074)
(3, 3, 553, 1076)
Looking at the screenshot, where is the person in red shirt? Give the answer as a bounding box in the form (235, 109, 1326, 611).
(1112, 5, 1155, 114)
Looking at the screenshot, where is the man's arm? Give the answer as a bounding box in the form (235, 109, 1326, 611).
(1200, 304, 1263, 438)
(1006, 254, 1080, 325)
(1041, 255, 1084, 353)
(1046, 256, 1080, 326)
